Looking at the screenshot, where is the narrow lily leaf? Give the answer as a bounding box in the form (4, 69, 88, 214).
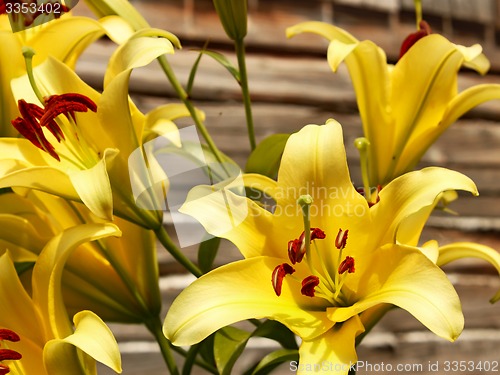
(198, 236, 221, 273)
(247, 349, 298, 375)
(197, 50, 241, 83)
(245, 134, 290, 179)
(214, 326, 253, 375)
(187, 49, 205, 96)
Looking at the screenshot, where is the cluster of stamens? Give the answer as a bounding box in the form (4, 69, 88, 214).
(0, 329, 22, 375)
(11, 93, 97, 161)
(271, 196, 356, 304)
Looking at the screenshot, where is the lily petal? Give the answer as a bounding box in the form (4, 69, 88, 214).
(437, 242, 500, 303)
(372, 167, 477, 246)
(164, 257, 333, 346)
(180, 183, 276, 258)
(68, 148, 118, 221)
(298, 316, 364, 375)
(328, 244, 464, 342)
(44, 311, 122, 374)
(286, 21, 357, 44)
(104, 32, 175, 86)
(31, 223, 122, 340)
(0, 253, 45, 347)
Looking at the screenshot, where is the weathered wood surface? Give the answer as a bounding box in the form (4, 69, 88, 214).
(72, 1, 500, 374)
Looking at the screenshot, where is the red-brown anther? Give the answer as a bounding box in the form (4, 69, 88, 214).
(335, 228, 348, 250)
(42, 93, 97, 128)
(0, 330, 20, 343)
(287, 238, 303, 265)
(12, 100, 60, 161)
(399, 20, 432, 59)
(288, 228, 326, 264)
(0, 329, 22, 374)
(301, 275, 320, 297)
(310, 228, 326, 241)
(272, 263, 295, 296)
(0, 350, 21, 362)
(338, 256, 355, 274)
(0, 363, 10, 375)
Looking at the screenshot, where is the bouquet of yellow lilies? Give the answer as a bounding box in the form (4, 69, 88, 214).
(0, 0, 499, 374)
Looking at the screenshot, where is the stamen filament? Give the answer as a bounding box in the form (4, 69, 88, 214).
(312, 241, 336, 295)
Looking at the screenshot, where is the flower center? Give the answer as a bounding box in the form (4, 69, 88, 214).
(0, 329, 22, 375)
(271, 195, 355, 306)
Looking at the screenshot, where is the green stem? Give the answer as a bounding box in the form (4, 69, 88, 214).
(171, 344, 218, 374)
(354, 137, 372, 201)
(22, 47, 44, 103)
(145, 316, 180, 375)
(414, 0, 422, 29)
(235, 38, 256, 151)
(157, 55, 229, 177)
(155, 225, 202, 277)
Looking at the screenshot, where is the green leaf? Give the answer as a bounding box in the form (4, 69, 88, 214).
(214, 326, 252, 375)
(198, 50, 241, 83)
(245, 134, 291, 179)
(253, 320, 298, 350)
(198, 236, 221, 274)
(198, 334, 216, 369)
(187, 50, 205, 96)
(182, 343, 201, 375)
(246, 349, 299, 375)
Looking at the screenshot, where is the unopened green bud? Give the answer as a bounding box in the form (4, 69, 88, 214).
(213, 0, 248, 41)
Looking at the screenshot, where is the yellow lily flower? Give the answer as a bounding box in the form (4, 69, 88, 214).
(164, 121, 479, 373)
(0, 223, 122, 374)
(287, 21, 500, 188)
(0, 13, 127, 137)
(0, 30, 179, 227)
(0, 189, 162, 323)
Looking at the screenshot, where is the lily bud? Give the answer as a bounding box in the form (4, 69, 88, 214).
(213, 0, 248, 41)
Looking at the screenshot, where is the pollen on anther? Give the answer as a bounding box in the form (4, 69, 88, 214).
(338, 256, 355, 274)
(0, 330, 20, 343)
(301, 276, 320, 297)
(272, 263, 295, 296)
(335, 229, 348, 250)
